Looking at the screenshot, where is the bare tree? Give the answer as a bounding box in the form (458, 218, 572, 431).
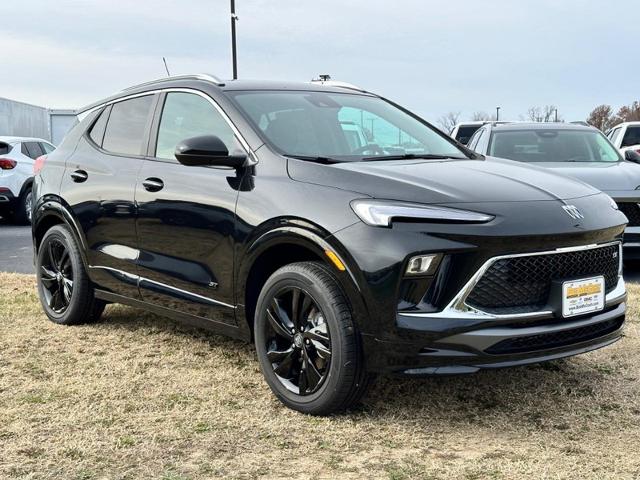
(615, 101, 640, 124)
(525, 105, 561, 122)
(471, 111, 496, 121)
(586, 105, 615, 131)
(437, 111, 461, 132)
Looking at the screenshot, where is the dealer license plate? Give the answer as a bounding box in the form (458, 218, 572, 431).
(562, 276, 605, 318)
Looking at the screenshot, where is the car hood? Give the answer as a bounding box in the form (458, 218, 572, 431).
(287, 156, 600, 204)
(532, 161, 640, 193)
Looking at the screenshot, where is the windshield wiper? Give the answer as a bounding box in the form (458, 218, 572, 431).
(286, 155, 341, 164)
(360, 153, 466, 162)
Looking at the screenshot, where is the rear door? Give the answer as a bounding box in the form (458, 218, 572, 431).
(135, 90, 246, 325)
(60, 94, 157, 298)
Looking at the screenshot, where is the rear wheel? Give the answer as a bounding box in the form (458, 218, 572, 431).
(254, 262, 371, 415)
(36, 224, 105, 325)
(13, 187, 33, 224)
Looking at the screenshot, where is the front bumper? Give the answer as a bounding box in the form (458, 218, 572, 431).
(362, 243, 626, 374)
(0, 189, 17, 212)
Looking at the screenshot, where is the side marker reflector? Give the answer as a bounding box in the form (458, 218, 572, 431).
(325, 250, 346, 271)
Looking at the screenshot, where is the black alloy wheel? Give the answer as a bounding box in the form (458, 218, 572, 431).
(255, 262, 372, 415)
(37, 224, 105, 325)
(265, 286, 332, 395)
(40, 238, 74, 314)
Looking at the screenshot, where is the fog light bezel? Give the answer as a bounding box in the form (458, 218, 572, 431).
(405, 254, 440, 276)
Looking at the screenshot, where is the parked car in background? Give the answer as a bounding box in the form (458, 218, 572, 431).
(0, 136, 55, 224)
(467, 122, 640, 258)
(607, 122, 640, 156)
(450, 121, 509, 145)
(33, 75, 627, 414)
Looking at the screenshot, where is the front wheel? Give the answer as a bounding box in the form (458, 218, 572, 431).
(254, 262, 371, 415)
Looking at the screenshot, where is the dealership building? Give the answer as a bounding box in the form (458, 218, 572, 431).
(0, 97, 77, 145)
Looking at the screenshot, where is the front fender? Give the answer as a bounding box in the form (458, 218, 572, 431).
(235, 218, 373, 334)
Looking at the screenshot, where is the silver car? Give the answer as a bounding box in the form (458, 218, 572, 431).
(0, 136, 55, 224)
(467, 122, 640, 258)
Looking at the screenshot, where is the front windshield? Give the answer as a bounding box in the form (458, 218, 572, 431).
(230, 90, 467, 161)
(489, 129, 621, 163)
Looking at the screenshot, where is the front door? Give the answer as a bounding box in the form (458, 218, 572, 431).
(135, 91, 246, 324)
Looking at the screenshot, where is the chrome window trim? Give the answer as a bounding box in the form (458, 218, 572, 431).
(77, 87, 257, 165)
(400, 241, 624, 320)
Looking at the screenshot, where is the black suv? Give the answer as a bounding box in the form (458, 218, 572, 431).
(33, 74, 627, 414)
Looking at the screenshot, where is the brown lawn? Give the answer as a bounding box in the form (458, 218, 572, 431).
(1, 272, 639, 479)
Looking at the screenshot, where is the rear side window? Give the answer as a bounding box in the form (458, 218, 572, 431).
(467, 129, 484, 150)
(455, 125, 481, 145)
(608, 128, 621, 144)
(0, 142, 12, 155)
(41, 142, 55, 154)
(89, 107, 111, 147)
(102, 95, 154, 156)
(22, 142, 44, 159)
(621, 126, 640, 148)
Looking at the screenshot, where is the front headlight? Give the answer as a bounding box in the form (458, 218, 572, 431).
(350, 199, 495, 227)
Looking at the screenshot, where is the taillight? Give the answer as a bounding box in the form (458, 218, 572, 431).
(33, 155, 47, 175)
(0, 158, 17, 170)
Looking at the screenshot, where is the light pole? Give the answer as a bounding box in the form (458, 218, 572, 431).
(230, 0, 238, 79)
(496, 106, 501, 121)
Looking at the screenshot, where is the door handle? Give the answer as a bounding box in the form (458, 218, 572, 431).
(70, 170, 88, 183)
(142, 178, 164, 192)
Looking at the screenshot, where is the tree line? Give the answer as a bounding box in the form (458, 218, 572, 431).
(437, 100, 640, 133)
(437, 105, 561, 132)
(586, 101, 640, 132)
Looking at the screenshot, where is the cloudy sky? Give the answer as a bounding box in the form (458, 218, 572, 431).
(0, 0, 637, 124)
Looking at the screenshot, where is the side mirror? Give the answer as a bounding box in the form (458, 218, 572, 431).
(174, 135, 247, 168)
(625, 149, 640, 164)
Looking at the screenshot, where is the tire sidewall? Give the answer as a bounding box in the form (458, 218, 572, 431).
(255, 265, 352, 411)
(36, 225, 86, 324)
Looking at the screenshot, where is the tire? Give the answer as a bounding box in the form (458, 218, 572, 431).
(13, 187, 33, 225)
(36, 224, 105, 325)
(254, 262, 372, 415)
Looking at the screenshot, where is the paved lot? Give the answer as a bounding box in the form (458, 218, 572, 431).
(2, 220, 640, 281)
(0, 220, 34, 274)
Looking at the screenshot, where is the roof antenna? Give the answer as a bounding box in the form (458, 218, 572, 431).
(162, 57, 171, 77)
(311, 74, 331, 84)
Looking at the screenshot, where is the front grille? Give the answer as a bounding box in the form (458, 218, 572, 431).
(485, 317, 624, 354)
(617, 202, 640, 226)
(466, 244, 619, 314)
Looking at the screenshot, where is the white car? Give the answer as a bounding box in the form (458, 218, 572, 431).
(450, 121, 510, 145)
(0, 136, 55, 224)
(607, 122, 640, 156)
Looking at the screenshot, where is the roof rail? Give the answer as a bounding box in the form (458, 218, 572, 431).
(309, 74, 366, 92)
(121, 73, 225, 92)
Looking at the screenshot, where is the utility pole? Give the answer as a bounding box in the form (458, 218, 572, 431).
(230, 0, 238, 79)
(496, 106, 501, 121)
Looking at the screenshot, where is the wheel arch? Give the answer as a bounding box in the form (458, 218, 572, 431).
(236, 222, 368, 339)
(19, 176, 34, 197)
(32, 197, 90, 269)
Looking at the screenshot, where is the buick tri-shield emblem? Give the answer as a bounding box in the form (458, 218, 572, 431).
(562, 205, 584, 220)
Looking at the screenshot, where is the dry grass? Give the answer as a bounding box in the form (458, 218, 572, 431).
(1, 272, 639, 480)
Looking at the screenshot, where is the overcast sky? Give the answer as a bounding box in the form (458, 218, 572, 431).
(0, 0, 637, 124)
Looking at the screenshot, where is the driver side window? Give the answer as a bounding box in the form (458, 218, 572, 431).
(155, 92, 242, 161)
